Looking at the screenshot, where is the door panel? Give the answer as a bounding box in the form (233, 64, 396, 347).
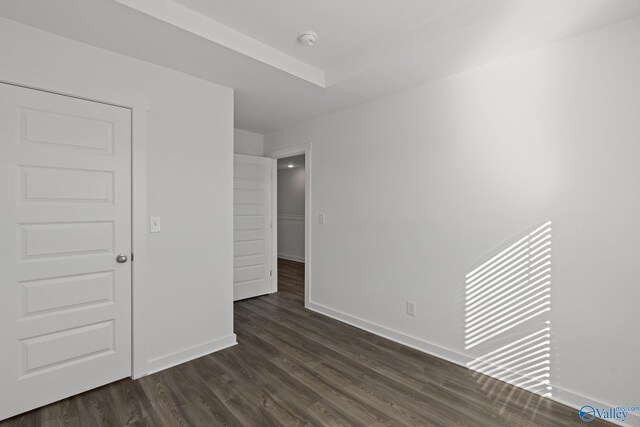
(19, 165, 114, 202)
(233, 155, 274, 301)
(0, 83, 132, 420)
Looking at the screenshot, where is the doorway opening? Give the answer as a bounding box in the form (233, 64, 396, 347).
(268, 143, 312, 307)
(276, 154, 306, 302)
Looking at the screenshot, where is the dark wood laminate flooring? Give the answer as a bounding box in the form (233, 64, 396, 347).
(1, 258, 612, 426)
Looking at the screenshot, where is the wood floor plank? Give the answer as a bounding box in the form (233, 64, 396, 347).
(1, 258, 616, 427)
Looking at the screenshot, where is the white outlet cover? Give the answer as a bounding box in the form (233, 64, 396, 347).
(407, 301, 417, 316)
(149, 216, 162, 233)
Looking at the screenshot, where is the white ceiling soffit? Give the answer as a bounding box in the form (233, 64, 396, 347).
(113, 0, 473, 88)
(1, 0, 639, 133)
(113, 0, 640, 89)
(113, 0, 325, 86)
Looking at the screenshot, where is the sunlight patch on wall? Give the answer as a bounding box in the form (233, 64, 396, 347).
(465, 221, 552, 398)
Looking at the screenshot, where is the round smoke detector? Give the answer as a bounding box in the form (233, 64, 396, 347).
(298, 31, 318, 46)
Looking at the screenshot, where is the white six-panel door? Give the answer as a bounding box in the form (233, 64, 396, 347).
(0, 83, 132, 420)
(233, 155, 276, 301)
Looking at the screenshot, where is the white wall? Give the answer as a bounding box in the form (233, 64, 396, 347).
(234, 129, 264, 156)
(266, 16, 640, 423)
(278, 166, 305, 262)
(0, 18, 235, 374)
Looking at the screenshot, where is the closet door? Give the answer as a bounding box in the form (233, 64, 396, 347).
(0, 83, 132, 420)
(233, 154, 276, 300)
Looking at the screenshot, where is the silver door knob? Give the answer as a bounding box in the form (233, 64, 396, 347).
(116, 254, 128, 263)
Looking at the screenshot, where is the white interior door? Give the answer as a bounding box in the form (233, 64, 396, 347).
(0, 83, 132, 420)
(233, 154, 276, 301)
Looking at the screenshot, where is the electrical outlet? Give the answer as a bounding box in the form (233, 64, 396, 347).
(407, 301, 417, 316)
(149, 216, 162, 233)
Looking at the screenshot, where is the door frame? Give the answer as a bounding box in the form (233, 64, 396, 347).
(266, 143, 312, 308)
(0, 64, 150, 379)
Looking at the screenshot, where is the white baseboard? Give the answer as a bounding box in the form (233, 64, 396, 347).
(141, 333, 237, 377)
(308, 301, 639, 427)
(308, 301, 472, 366)
(278, 254, 305, 263)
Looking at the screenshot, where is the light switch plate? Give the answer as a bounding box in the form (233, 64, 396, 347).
(407, 301, 417, 316)
(149, 216, 162, 233)
(319, 213, 326, 225)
